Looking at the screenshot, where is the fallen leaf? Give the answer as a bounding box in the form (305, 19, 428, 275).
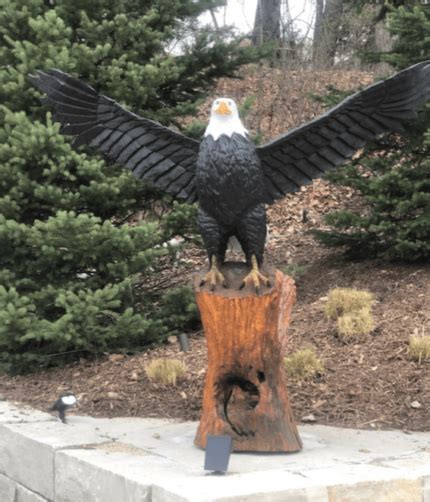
(312, 399, 326, 409)
(301, 413, 316, 422)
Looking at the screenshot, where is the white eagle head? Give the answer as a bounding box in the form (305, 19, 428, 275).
(204, 97, 248, 141)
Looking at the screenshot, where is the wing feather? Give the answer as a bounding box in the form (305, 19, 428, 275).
(29, 69, 199, 202)
(257, 61, 430, 203)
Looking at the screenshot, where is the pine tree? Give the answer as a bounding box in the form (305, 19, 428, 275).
(0, 0, 255, 372)
(314, 2, 430, 262)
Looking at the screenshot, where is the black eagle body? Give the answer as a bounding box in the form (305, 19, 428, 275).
(197, 133, 265, 223)
(30, 62, 430, 291)
(196, 133, 267, 267)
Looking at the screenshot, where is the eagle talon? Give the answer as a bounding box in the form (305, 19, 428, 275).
(240, 256, 270, 294)
(201, 257, 226, 291)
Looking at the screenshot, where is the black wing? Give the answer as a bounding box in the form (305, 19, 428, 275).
(29, 69, 199, 203)
(257, 61, 430, 203)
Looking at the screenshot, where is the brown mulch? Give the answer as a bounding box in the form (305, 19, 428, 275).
(0, 66, 429, 432)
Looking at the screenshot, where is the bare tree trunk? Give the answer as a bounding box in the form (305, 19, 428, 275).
(312, 0, 324, 63)
(209, 8, 219, 30)
(252, 0, 281, 47)
(312, 0, 343, 67)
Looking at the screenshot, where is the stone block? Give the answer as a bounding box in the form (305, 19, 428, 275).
(0, 473, 16, 502)
(217, 488, 329, 502)
(152, 484, 329, 502)
(327, 478, 422, 502)
(0, 402, 52, 424)
(16, 484, 50, 502)
(55, 449, 153, 502)
(423, 476, 430, 502)
(0, 420, 107, 499)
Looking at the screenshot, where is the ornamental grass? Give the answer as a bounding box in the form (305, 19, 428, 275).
(284, 347, 324, 382)
(408, 335, 430, 364)
(145, 358, 187, 386)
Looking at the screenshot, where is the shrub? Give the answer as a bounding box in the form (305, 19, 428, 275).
(160, 287, 200, 337)
(284, 347, 324, 382)
(145, 358, 187, 386)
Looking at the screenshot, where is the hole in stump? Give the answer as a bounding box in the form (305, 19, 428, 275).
(257, 371, 265, 383)
(215, 374, 260, 437)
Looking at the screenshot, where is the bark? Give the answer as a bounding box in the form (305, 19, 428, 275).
(194, 264, 302, 452)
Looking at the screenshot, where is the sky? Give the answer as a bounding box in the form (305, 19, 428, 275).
(200, 0, 315, 36)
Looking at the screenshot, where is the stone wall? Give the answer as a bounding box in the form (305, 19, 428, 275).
(1, 401, 430, 501)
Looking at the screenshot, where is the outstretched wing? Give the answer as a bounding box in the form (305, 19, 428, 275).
(29, 69, 199, 203)
(257, 61, 430, 203)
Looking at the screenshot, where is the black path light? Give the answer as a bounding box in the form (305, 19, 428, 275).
(178, 333, 190, 352)
(49, 393, 77, 423)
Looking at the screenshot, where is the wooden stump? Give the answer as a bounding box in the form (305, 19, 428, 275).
(194, 263, 302, 452)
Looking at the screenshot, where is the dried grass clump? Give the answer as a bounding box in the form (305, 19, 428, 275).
(145, 358, 187, 386)
(408, 335, 430, 363)
(284, 347, 324, 382)
(337, 308, 374, 340)
(325, 288, 374, 320)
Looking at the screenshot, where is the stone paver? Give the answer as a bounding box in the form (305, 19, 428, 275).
(16, 484, 50, 502)
(0, 473, 16, 502)
(0, 401, 53, 424)
(327, 478, 422, 502)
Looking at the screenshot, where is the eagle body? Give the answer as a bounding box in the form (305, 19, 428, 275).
(30, 62, 430, 291)
(197, 133, 263, 223)
(196, 132, 267, 265)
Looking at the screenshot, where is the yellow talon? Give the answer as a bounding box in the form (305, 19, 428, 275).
(200, 256, 227, 290)
(240, 256, 271, 294)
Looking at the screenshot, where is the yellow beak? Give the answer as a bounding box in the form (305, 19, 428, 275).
(215, 101, 231, 115)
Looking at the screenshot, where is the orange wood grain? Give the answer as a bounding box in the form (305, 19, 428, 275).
(194, 267, 302, 452)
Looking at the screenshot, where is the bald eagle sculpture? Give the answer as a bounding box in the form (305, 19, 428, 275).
(30, 62, 430, 292)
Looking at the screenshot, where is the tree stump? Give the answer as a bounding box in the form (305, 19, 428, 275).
(194, 263, 302, 452)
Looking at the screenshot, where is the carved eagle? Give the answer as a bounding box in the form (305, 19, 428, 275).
(30, 62, 430, 292)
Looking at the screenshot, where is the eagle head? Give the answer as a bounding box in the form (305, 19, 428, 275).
(205, 98, 248, 141)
